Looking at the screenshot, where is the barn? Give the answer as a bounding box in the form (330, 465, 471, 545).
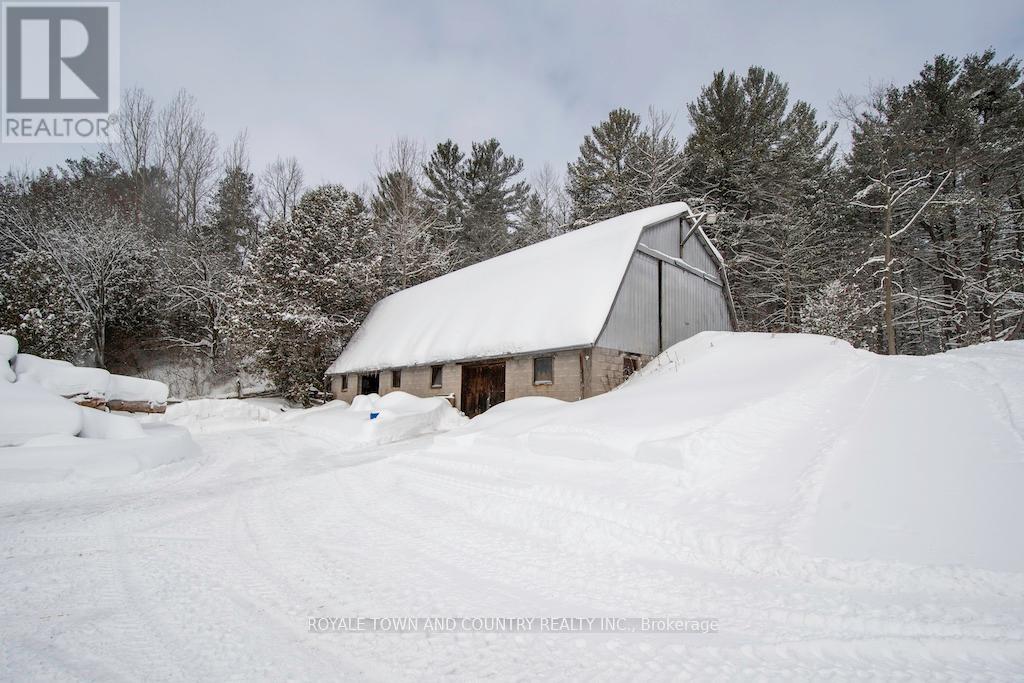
(327, 202, 736, 416)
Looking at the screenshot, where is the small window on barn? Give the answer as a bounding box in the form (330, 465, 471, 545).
(392, 369, 402, 388)
(341, 374, 349, 391)
(533, 356, 554, 385)
(430, 365, 443, 388)
(623, 356, 641, 379)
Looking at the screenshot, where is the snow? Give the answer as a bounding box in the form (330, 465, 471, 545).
(11, 351, 169, 404)
(0, 340, 196, 480)
(0, 334, 17, 382)
(162, 391, 468, 447)
(159, 397, 290, 432)
(13, 353, 111, 398)
(107, 373, 170, 404)
(2, 332, 1024, 678)
(0, 424, 198, 482)
(328, 202, 692, 374)
(283, 391, 467, 447)
(0, 377, 83, 446)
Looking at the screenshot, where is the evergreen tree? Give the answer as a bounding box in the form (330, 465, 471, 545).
(422, 140, 467, 234)
(566, 108, 642, 226)
(0, 250, 91, 361)
(372, 169, 453, 290)
(462, 138, 529, 260)
(422, 138, 529, 264)
(510, 192, 552, 249)
(209, 165, 258, 257)
(846, 51, 1024, 352)
(227, 185, 379, 404)
(683, 66, 838, 332)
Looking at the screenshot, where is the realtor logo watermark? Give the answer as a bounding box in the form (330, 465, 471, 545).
(2, 1, 119, 142)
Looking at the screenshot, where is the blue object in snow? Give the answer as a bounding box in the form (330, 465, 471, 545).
(370, 412, 380, 420)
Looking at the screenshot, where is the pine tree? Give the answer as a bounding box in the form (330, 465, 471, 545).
(846, 51, 1024, 352)
(422, 138, 530, 264)
(683, 66, 838, 332)
(209, 165, 258, 257)
(422, 140, 467, 234)
(566, 108, 642, 226)
(462, 138, 529, 260)
(372, 169, 453, 290)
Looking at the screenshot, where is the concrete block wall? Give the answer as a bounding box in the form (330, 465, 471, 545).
(330, 348, 649, 411)
(330, 363, 461, 406)
(330, 373, 358, 404)
(588, 346, 652, 397)
(387, 363, 462, 405)
(505, 350, 585, 402)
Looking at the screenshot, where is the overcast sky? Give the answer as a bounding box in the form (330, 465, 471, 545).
(3, 0, 1023, 188)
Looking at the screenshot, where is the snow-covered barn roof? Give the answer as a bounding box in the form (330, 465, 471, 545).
(328, 202, 706, 375)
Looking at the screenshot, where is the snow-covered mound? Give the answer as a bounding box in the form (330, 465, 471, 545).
(3, 337, 168, 406)
(162, 397, 289, 433)
(162, 392, 467, 448)
(441, 332, 1024, 574)
(283, 391, 467, 449)
(0, 377, 84, 446)
(13, 353, 111, 399)
(0, 336, 196, 481)
(284, 389, 468, 448)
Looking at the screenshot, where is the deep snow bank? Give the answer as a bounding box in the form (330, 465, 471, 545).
(0, 336, 196, 480)
(162, 397, 289, 433)
(163, 391, 468, 449)
(283, 391, 467, 448)
(7, 342, 168, 406)
(440, 332, 1024, 573)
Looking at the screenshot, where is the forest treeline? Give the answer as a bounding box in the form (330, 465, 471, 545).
(1, 50, 1021, 402)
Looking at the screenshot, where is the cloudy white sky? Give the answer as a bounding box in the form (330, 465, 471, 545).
(3, 0, 1023, 187)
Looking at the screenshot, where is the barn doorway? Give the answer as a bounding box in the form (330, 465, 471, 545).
(359, 372, 379, 395)
(460, 361, 506, 417)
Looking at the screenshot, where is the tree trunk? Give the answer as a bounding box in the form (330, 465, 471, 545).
(884, 201, 896, 355)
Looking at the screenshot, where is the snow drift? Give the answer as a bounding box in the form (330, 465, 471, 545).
(8, 343, 169, 407)
(0, 336, 196, 480)
(162, 391, 468, 449)
(438, 332, 1024, 574)
(283, 391, 466, 448)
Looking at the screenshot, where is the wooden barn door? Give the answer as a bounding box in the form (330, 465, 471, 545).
(460, 361, 506, 417)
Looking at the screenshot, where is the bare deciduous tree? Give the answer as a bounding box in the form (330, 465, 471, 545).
(159, 89, 219, 232)
(259, 156, 304, 226)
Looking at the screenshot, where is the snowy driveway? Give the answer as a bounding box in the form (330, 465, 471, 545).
(2, 419, 1023, 680)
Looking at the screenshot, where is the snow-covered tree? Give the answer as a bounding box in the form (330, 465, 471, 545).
(209, 164, 258, 257)
(0, 250, 91, 361)
(632, 109, 685, 208)
(372, 138, 454, 289)
(683, 66, 839, 332)
(0, 190, 159, 367)
(227, 185, 378, 404)
(800, 279, 873, 349)
(160, 240, 234, 362)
